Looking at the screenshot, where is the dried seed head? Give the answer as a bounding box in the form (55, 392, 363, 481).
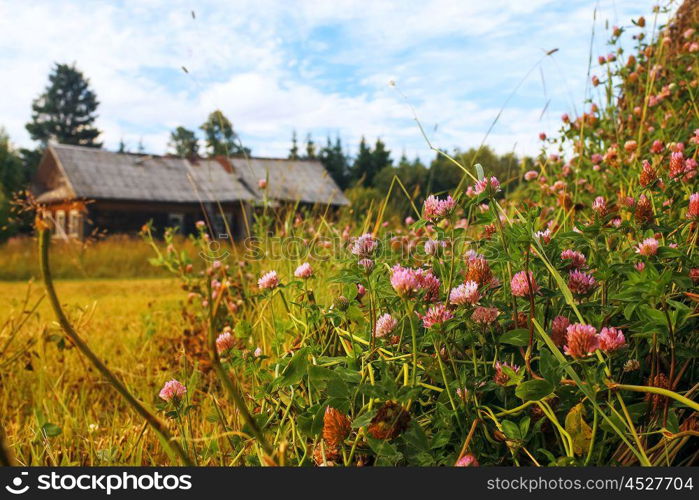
(333, 295, 350, 311)
(367, 401, 410, 440)
(623, 359, 640, 372)
(313, 443, 341, 466)
(322, 407, 351, 448)
(645, 373, 670, 411)
(635, 195, 654, 224)
(465, 256, 494, 287)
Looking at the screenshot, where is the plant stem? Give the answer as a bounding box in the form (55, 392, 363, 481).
(609, 383, 699, 412)
(38, 227, 193, 466)
(206, 281, 275, 459)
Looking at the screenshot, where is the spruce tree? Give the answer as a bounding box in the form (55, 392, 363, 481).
(26, 63, 101, 147)
(304, 133, 316, 160)
(319, 136, 349, 189)
(288, 130, 299, 160)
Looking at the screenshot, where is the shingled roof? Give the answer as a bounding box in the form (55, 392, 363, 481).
(232, 157, 349, 206)
(34, 143, 348, 206)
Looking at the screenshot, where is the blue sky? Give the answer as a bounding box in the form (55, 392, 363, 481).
(0, 0, 669, 161)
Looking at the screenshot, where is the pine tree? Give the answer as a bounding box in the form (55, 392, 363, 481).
(200, 110, 250, 157)
(26, 63, 101, 147)
(168, 126, 199, 158)
(320, 136, 349, 189)
(351, 136, 373, 187)
(305, 133, 316, 160)
(350, 137, 392, 187)
(288, 130, 299, 160)
(371, 138, 392, 172)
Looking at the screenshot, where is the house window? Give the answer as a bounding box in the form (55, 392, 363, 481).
(68, 210, 83, 238)
(212, 213, 232, 239)
(54, 210, 66, 238)
(168, 213, 184, 230)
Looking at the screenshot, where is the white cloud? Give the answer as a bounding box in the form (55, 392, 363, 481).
(0, 0, 669, 162)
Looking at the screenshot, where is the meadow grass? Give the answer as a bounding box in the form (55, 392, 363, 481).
(0, 277, 200, 465)
(0, 235, 198, 281)
(1, 4, 698, 467)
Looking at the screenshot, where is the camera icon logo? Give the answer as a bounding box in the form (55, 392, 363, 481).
(199, 233, 231, 263)
(5, 471, 29, 495)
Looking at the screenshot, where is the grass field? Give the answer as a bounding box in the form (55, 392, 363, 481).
(1, 4, 698, 468)
(0, 278, 198, 465)
(0, 235, 197, 281)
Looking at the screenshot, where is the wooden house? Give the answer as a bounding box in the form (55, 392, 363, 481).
(32, 143, 349, 239)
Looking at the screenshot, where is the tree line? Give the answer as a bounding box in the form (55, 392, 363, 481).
(0, 62, 529, 238)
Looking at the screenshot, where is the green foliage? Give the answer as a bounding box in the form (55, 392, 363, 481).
(200, 110, 250, 157)
(288, 130, 300, 160)
(168, 126, 199, 158)
(350, 137, 392, 187)
(304, 133, 316, 160)
(319, 136, 350, 189)
(25, 63, 101, 147)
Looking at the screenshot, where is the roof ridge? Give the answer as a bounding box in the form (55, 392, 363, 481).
(50, 142, 320, 163)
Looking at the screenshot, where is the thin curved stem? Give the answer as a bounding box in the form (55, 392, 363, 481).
(609, 383, 699, 412)
(38, 227, 193, 465)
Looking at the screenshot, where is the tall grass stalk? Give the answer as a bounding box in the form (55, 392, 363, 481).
(37, 225, 193, 466)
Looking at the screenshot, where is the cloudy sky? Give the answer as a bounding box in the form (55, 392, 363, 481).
(0, 0, 669, 161)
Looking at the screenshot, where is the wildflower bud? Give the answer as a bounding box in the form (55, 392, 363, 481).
(551, 316, 570, 347)
(294, 262, 313, 279)
(216, 332, 236, 353)
(349, 233, 377, 257)
(510, 270, 539, 297)
(564, 324, 599, 359)
(690, 268, 699, 284)
(333, 295, 350, 311)
(455, 454, 480, 467)
(159, 379, 186, 403)
(687, 193, 699, 220)
(635, 237, 659, 256)
(494, 361, 521, 386)
(493, 430, 507, 442)
(599, 327, 626, 353)
(358, 258, 374, 271)
(258, 270, 279, 290)
(568, 270, 597, 296)
(375, 313, 398, 338)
